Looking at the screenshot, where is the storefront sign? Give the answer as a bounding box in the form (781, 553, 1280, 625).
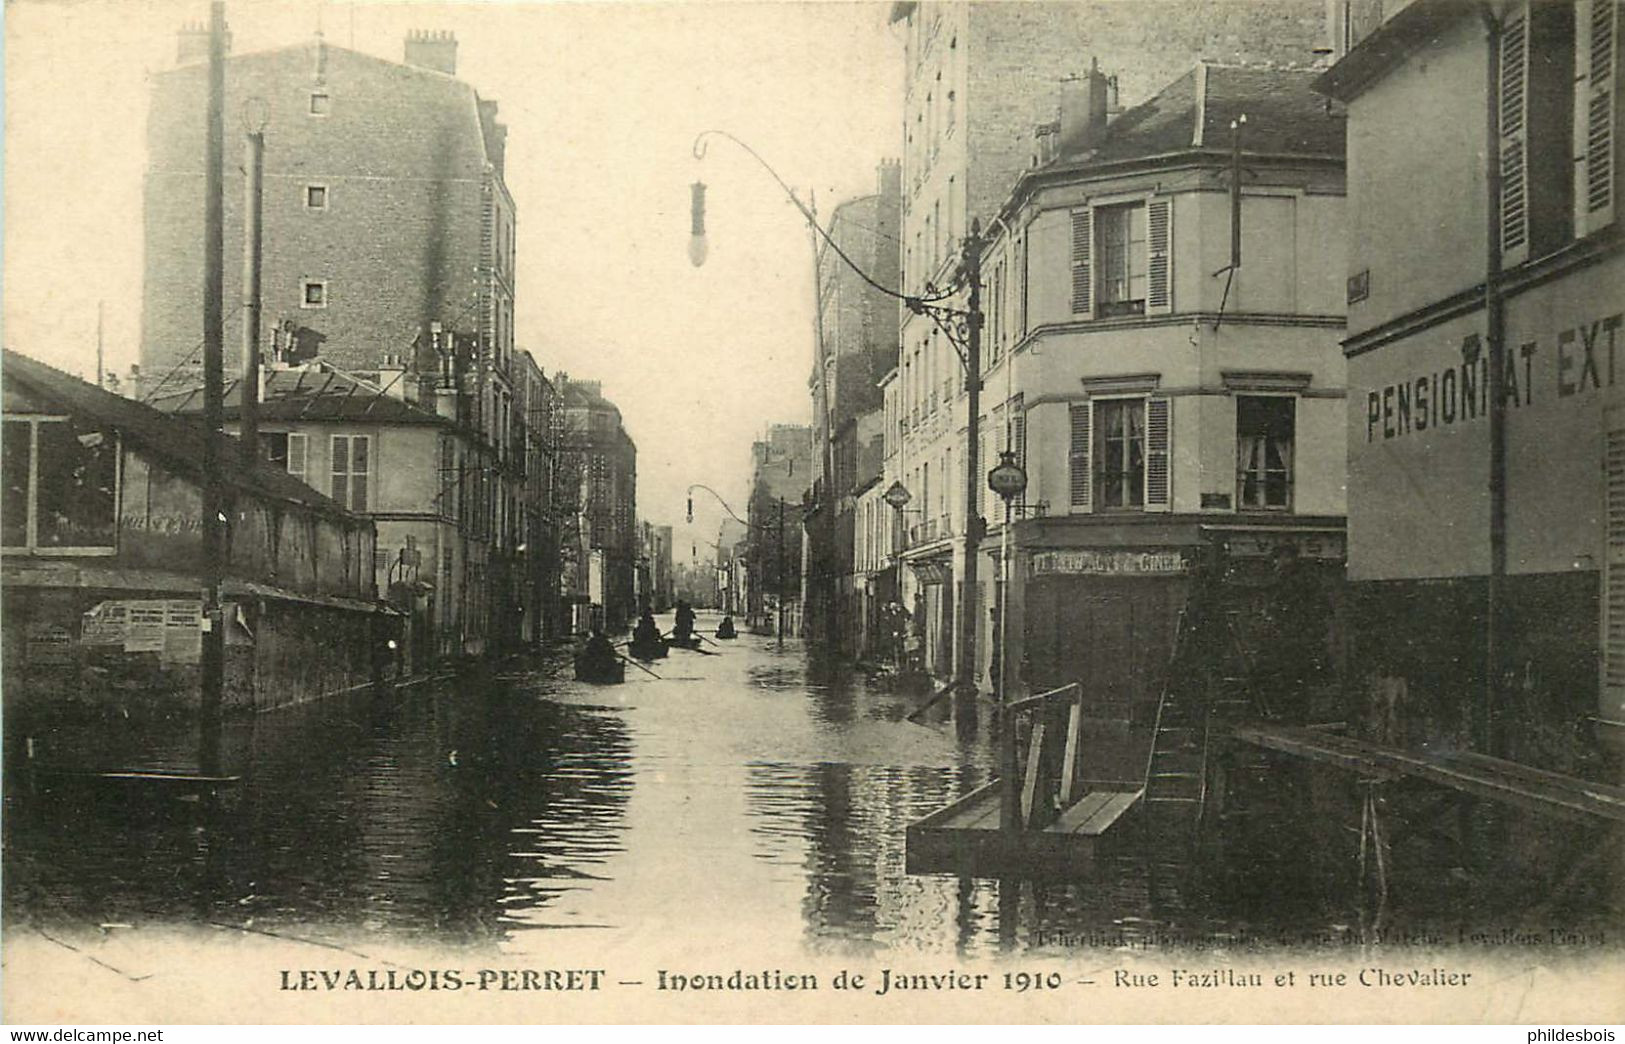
(1029, 549, 1188, 577)
(1219, 531, 1346, 561)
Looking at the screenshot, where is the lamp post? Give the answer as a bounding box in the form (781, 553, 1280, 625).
(987, 448, 1028, 834)
(690, 130, 986, 700)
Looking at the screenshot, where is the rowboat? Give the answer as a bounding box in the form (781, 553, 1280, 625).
(628, 639, 669, 661)
(574, 655, 626, 684)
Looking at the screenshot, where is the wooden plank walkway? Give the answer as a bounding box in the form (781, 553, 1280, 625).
(1231, 724, 1625, 825)
(906, 781, 1143, 878)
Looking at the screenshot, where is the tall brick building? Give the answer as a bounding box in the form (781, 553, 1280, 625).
(557, 378, 638, 634)
(805, 160, 904, 649)
(884, 0, 1331, 689)
(140, 28, 516, 406)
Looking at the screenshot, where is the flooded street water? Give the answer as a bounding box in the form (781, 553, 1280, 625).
(5, 618, 1619, 964)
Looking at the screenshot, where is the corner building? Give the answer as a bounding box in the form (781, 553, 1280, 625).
(886, 0, 1333, 687)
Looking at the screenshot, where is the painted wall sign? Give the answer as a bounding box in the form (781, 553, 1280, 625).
(1366, 312, 1623, 443)
(1029, 548, 1188, 577)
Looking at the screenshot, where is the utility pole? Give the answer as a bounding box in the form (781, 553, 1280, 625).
(95, 301, 104, 389)
(777, 498, 787, 649)
(199, 0, 227, 776)
(240, 127, 264, 470)
(955, 223, 985, 704)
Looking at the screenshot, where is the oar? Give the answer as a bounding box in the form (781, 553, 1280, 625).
(615, 649, 662, 679)
(699, 633, 723, 648)
(905, 681, 959, 724)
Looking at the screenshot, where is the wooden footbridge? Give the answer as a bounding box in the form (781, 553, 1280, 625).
(906, 604, 1625, 881)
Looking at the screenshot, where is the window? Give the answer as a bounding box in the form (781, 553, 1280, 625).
(259, 431, 307, 482)
(309, 91, 330, 116)
(1071, 199, 1172, 319)
(1096, 399, 1144, 508)
(2, 416, 118, 553)
(1499, 0, 1618, 264)
(1098, 203, 1148, 316)
(302, 280, 327, 308)
(1236, 396, 1295, 510)
(330, 434, 370, 512)
(1073, 396, 1171, 512)
(305, 185, 328, 210)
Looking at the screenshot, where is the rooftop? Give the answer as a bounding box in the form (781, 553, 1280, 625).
(2, 350, 359, 521)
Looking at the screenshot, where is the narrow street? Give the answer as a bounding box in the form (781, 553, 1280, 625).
(10, 613, 1612, 968)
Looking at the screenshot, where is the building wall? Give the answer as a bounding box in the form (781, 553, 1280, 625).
(141, 42, 503, 383)
(1344, 16, 1489, 341)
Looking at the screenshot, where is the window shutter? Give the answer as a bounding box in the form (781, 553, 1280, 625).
(1605, 422, 1625, 716)
(1145, 397, 1171, 511)
(330, 435, 349, 507)
(1012, 399, 1027, 512)
(1069, 207, 1094, 318)
(1018, 234, 1031, 334)
(1146, 197, 1173, 315)
(287, 433, 307, 480)
(1069, 402, 1092, 511)
(1577, 0, 1619, 235)
(1499, 3, 1530, 266)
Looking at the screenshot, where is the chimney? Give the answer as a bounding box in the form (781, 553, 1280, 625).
(1057, 59, 1112, 155)
(404, 29, 457, 76)
(876, 158, 902, 200)
(177, 20, 231, 66)
(378, 354, 409, 401)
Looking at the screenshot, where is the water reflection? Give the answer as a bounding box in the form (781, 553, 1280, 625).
(5, 630, 1619, 957)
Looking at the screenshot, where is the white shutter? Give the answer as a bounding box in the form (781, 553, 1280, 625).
(1145, 397, 1171, 511)
(1146, 197, 1173, 315)
(1069, 402, 1092, 512)
(287, 433, 307, 480)
(1012, 397, 1027, 512)
(1499, 3, 1530, 266)
(1577, 0, 1619, 235)
(1069, 208, 1093, 318)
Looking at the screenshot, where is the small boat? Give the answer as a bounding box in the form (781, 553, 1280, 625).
(716, 617, 737, 639)
(573, 655, 626, 684)
(628, 639, 669, 661)
(667, 633, 704, 651)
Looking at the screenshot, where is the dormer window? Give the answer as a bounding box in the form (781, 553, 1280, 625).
(308, 90, 330, 116)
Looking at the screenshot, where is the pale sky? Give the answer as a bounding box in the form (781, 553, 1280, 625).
(2, 0, 903, 554)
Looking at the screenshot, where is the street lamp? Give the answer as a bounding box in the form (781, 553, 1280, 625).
(987, 448, 1027, 833)
(689, 129, 987, 700)
(688, 181, 709, 267)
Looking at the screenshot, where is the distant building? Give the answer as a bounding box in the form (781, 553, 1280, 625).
(136, 25, 569, 658)
(746, 424, 811, 634)
(141, 28, 515, 393)
(154, 348, 565, 663)
(557, 377, 637, 633)
(2, 350, 384, 769)
(805, 161, 903, 651)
